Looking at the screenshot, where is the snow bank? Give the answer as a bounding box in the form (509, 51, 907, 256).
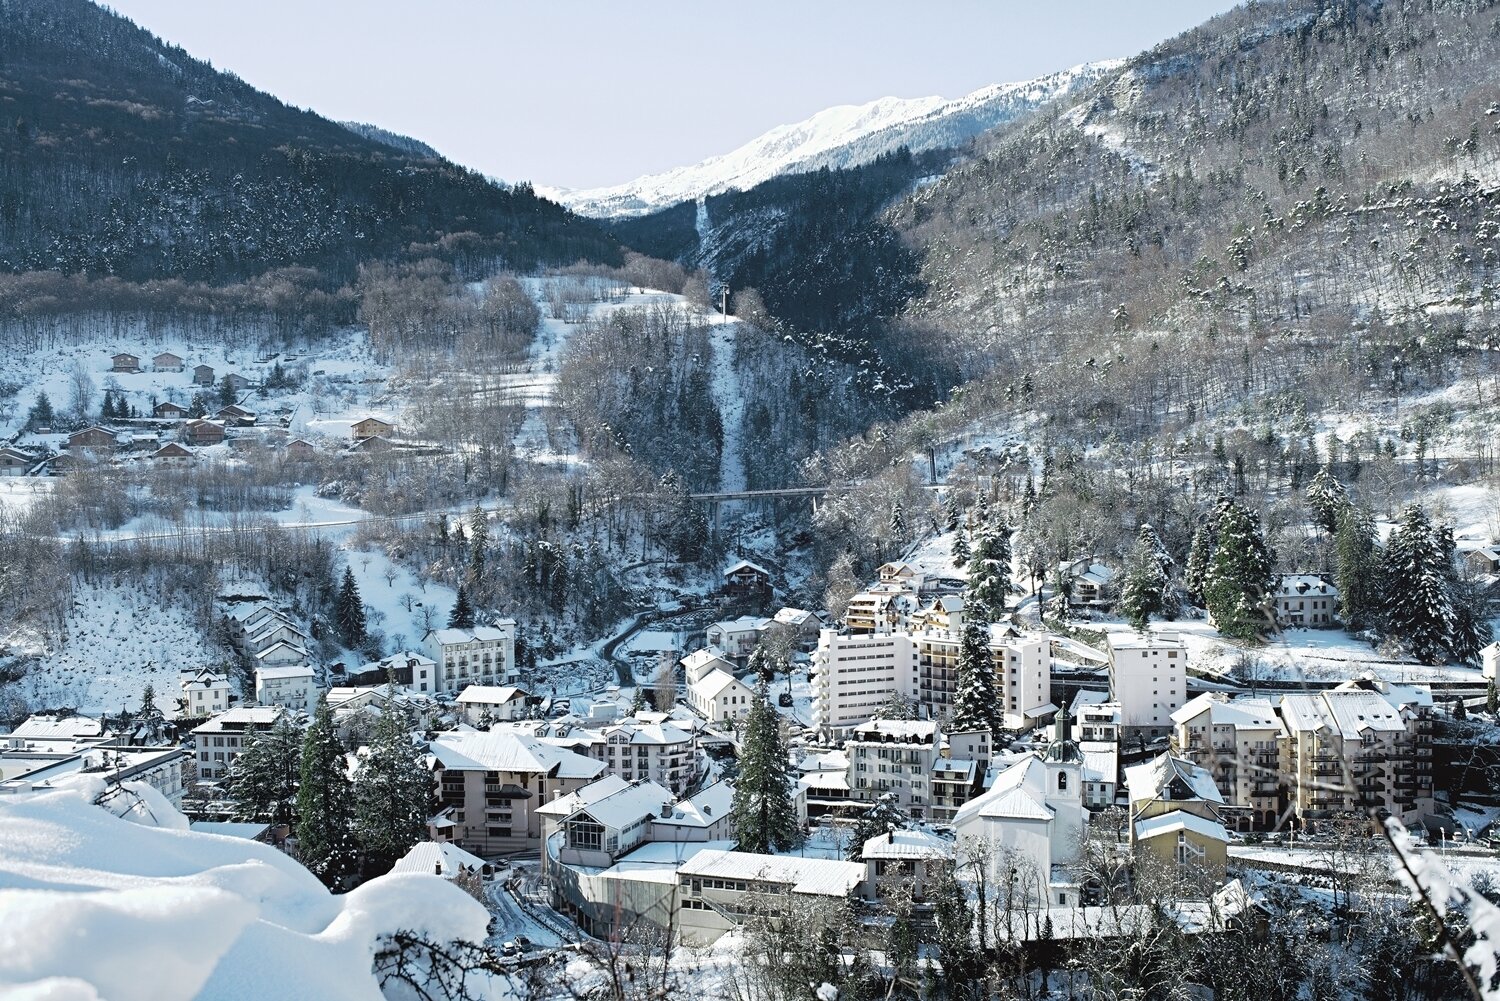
(0, 782, 490, 1001)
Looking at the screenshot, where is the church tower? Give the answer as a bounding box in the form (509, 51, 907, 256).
(1042, 699, 1085, 864)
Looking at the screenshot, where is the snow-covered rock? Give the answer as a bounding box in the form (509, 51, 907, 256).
(545, 62, 1120, 218)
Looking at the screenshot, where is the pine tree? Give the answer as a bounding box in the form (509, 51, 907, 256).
(334, 566, 367, 649)
(1201, 499, 1274, 642)
(218, 374, 237, 407)
(630, 686, 650, 715)
(1453, 697, 1468, 721)
(731, 680, 800, 854)
(296, 695, 358, 884)
(889, 500, 907, 544)
(448, 585, 474, 630)
(226, 714, 301, 825)
(965, 521, 1014, 623)
(1119, 525, 1170, 630)
(1436, 524, 1493, 664)
(1305, 465, 1349, 535)
(467, 506, 488, 586)
(951, 530, 971, 568)
(847, 792, 908, 861)
(25, 392, 54, 431)
(1184, 519, 1217, 604)
(931, 860, 979, 983)
(354, 694, 433, 870)
(1381, 505, 1455, 665)
(1334, 504, 1381, 630)
(1487, 679, 1496, 717)
(949, 620, 1001, 736)
(945, 496, 961, 533)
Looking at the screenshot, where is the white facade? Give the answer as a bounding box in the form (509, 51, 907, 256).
(1273, 574, 1338, 628)
(455, 685, 529, 725)
(1106, 632, 1186, 737)
(845, 719, 941, 819)
(255, 665, 315, 711)
(704, 616, 770, 660)
(687, 668, 757, 723)
(1482, 641, 1499, 681)
(598, 720, 697, 796)
(192, 707, 287, 780)
(424, 622, 518, 693)
(180, 670, 232, 717)
(811, 629, 918, 735)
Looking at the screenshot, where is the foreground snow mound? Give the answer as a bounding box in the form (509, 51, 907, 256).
(0, 781, 490, 1001)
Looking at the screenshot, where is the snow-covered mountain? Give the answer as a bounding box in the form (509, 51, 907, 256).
(546, 61, 1120, 218)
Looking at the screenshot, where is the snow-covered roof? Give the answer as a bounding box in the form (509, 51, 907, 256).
(773, 607, 818, 627)
(455, 685, 526, 705)
(256, 664, 314, 680)
(932, 758, 977, 783)
(849, 719, 938, 743)
(1133, 809, 1230, 845)
(392, 840, 489, 877)
(429, 625, 512, 646)
(655, 781, 732, 829)
(1274, 573, 1337, 598)
(1170, 694, 1280, 730)
(1106, 631, 1182, 652)
(861, 829, 953, 862)
(536, 775, 632, 818)
(1124, 753, 1223, 806)
(1069, 689, 1114, 713)
(1080, 743, 1118, 785)
(692, 668, 751, 700)
(222, 601, 275, 624)
(571, 780, 676, 831)
(10, 716, 104, 741)
(181, 670, 230, 691)
(676, 850, 866, 898)
(1076, 563, 1116, 586)
(253, 642, 309, 662)
(682, 647, 733, 672)
(1281, 689, 1409, 738)
(428, 730, 604, 780)
(192, 706, 286, 733)
(723, 559, 770, 578)
(605, 720, 693, 746)
(953, 756, 1053, 825)
(709, 615, 771, 635)
(1333, 674, 1434, 711)
(189, 821, 270, 841)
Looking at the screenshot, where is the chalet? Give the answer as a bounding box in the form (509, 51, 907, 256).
(152, 352, 184, 372)
(348, 435, 395, 454)
(65, 426, 118, 452)
(152, 401, 189, 419)
(215, 405, 257, 427)
(1467, 546, 1500, 576)
(1069, 561, 1117, 607)
(351, 416, 396, 442)
(455, 685, 530, 724)
(284, 438, 317, 460)
(224, 373, 252, 394)
(877, 561, 922, 591)
(722, 558, 771, 598)
(150, 443, 194, 463)
(192, 364, 215, 387)
(110, 352, 141, 373)
(0, 447, 34, 476)
(182, 420, 225, 446)
(1273, 574, 1338, 628)
(254, 641, 310, 669)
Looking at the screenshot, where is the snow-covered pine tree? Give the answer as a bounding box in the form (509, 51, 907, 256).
(731, 681, 800, 854)
(354, 692, 433, 870)
(1436, 524, 1493, 663)
(1305, 465, 1350, 535)
(1118, 525, 1170, 630)
(296, 695, 358, 884)
(889, 500, 907, 544)
(951, 530, 971, 568)
(335, 566, 367, 649)
(1381, 504, 1455, 665)
(1201, 499, 1274, 642)
(226, 714, 301, 825)
(1333, 503, 1381, 630)
(945, 496, 961, 533)
(847, 792, 908, 861)
(1184, 520, 1216, 604)
(467, 506, 488, 586)
(949, 620, 1000, 736)
(965, 521, 1014, 624)
(630, 685, 650, 715)
(447, 585, 474, 630)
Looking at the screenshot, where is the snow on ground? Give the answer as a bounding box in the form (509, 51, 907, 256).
(341, 542, 458, 655)
(12, 582, 223, 715)
(709, 322, 746, 493)
(0, 777, 493, 1001)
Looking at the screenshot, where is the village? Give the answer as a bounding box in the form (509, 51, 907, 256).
(5, 511, 1499, 980)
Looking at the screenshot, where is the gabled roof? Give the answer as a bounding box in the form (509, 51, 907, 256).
(723, 558, 770, 578)
(536, 775, 632, 817)
(953, 756, 1053, 825)
(1134, 809, 1230, 844)
(11, 715, 104, 740)
(773, 607, 818, 627)
(392, 840, 488, 877)
(429, 729, 604, 780)
(429, 625, 513, 645)
(691, 668, 751, 700)
(254, 641, 309, 662)
(569, 779, 676, 831)
(709, 615, 770, 635)
(655, 781, 732, 829)
(1275, 573, 1337, 598)
(1124, 753, 1223, 806)
(456, 685, 526, 705)
(681, 647, 734, 672)
(1170, 694, 1280, 730)
(862, 829, 953, 862)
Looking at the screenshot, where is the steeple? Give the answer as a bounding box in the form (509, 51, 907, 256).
(1045, 693, 1082, 763)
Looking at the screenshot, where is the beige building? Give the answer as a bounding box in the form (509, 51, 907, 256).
(1124, 753, 1229, 876)
(1171, 693, 1282, 830)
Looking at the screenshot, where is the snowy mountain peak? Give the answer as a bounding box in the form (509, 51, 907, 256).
(546, 61, 1122, 218)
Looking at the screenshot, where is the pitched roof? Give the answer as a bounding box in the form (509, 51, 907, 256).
(861, 829, 954, 862)
(571, 780, 676, 831)
(254, 641, 309, 661)
(455, 685, 526, 705)
(1124, 753, 1223, 806)
(536, 775, 633, 818)
(655, 781, 732, 829)
(692, 668, 750, 700)
(430, 625, 512, 645)
(952, 756, 1053, 825)
(429, 730, 604, 779)
(723, 559, 770, 578)
(1274, 573, 1337, 598)
(392, 840, 489, 877)
(11, 715, 105, 740)
(1170, 694, 1280, 729)
(676, 850, 866, 897)
(1134, 809, 1230, 844)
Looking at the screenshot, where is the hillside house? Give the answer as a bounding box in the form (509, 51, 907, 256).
(65, 426, 118, 452)
(1467, 546, 1500, 575)
(192, 706, 288, 781)
(150, 442, 194, 463)
(215, 405, 257, 427)
(423, 623, 518, 693)
(704, 616, 769, 661)
(224, 373, 251, 394)
(192, 364, 215, 386)
(722, 558, 771, 598)
(455, 685, 530, 724)
(183, 420, 225, 446)
(110, 352, 141, 373)
(348, 435, 395, 454)
(254, 665, 315, 711)
(152, 352, 184, 372)
(687, 667, 756, 724)
(244, 619, 309, 657)
(861, 829, 953, 903)
(0, 447, 34, 475)
(152, 401, 188, 419)
(771, 606, 822, 645)
(1063, 558, 1116, 608)
(284, 438, 317, 460)
(180, 670, 232, 717)
(1273, 574, 1338, 628)
(352, 417, 396, 442)
(254, 641, 310, 671)
(680, 647, 735, 684)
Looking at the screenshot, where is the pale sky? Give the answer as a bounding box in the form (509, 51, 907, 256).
(104, 1, 1241, 190)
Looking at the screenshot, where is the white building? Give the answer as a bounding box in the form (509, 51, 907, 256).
(1273, 574, 1339, 628)
(192, 707, 288, 781)
(455, 685, 530, 725)
(1482, 641, 1499, 681)
(845, 718, 941, 819)
(675, 850, 867, 945)
(1171, 693, 1282, 829)
(1070, 691, 1122, 809)
(423, 622, 518, 693)
(811, 629, 918, 734)
(952, 718, 1086, 907)
(254, 665, 316, 711)
(180, 670, 232, 717)
(704, 616, 771, 661)
(597, 719, 698, 796)
(687, 667, 757, 724)
(349, 650, 440, 693)
(1106, 631, 1186, 738)
(254, 641, 310, 670)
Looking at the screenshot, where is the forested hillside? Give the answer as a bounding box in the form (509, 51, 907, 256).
(0, 0, 619, 283)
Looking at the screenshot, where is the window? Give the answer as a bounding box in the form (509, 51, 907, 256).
(1058, 772, 1068, 791)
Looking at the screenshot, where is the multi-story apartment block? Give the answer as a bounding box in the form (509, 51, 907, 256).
(1278, 688, 1434, 830)
(811, 629, 919, 734)
(192, 706, 288, 781)
(423, 622, 518, 693)
(597, 719, 698, 796)
(1171, 694, 1282, 830)
(254, 665, 315, 711)
(1106, 632, 1186, 739)
(845, 719, 941, 819)
(428, 729, 604, 856)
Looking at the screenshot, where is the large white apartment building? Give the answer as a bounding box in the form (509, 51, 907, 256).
(811, 629, 919, 734)
(845, 719, 941, 819)
(1106, 631, 1186, 738)
(423, 622, 518, 693)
